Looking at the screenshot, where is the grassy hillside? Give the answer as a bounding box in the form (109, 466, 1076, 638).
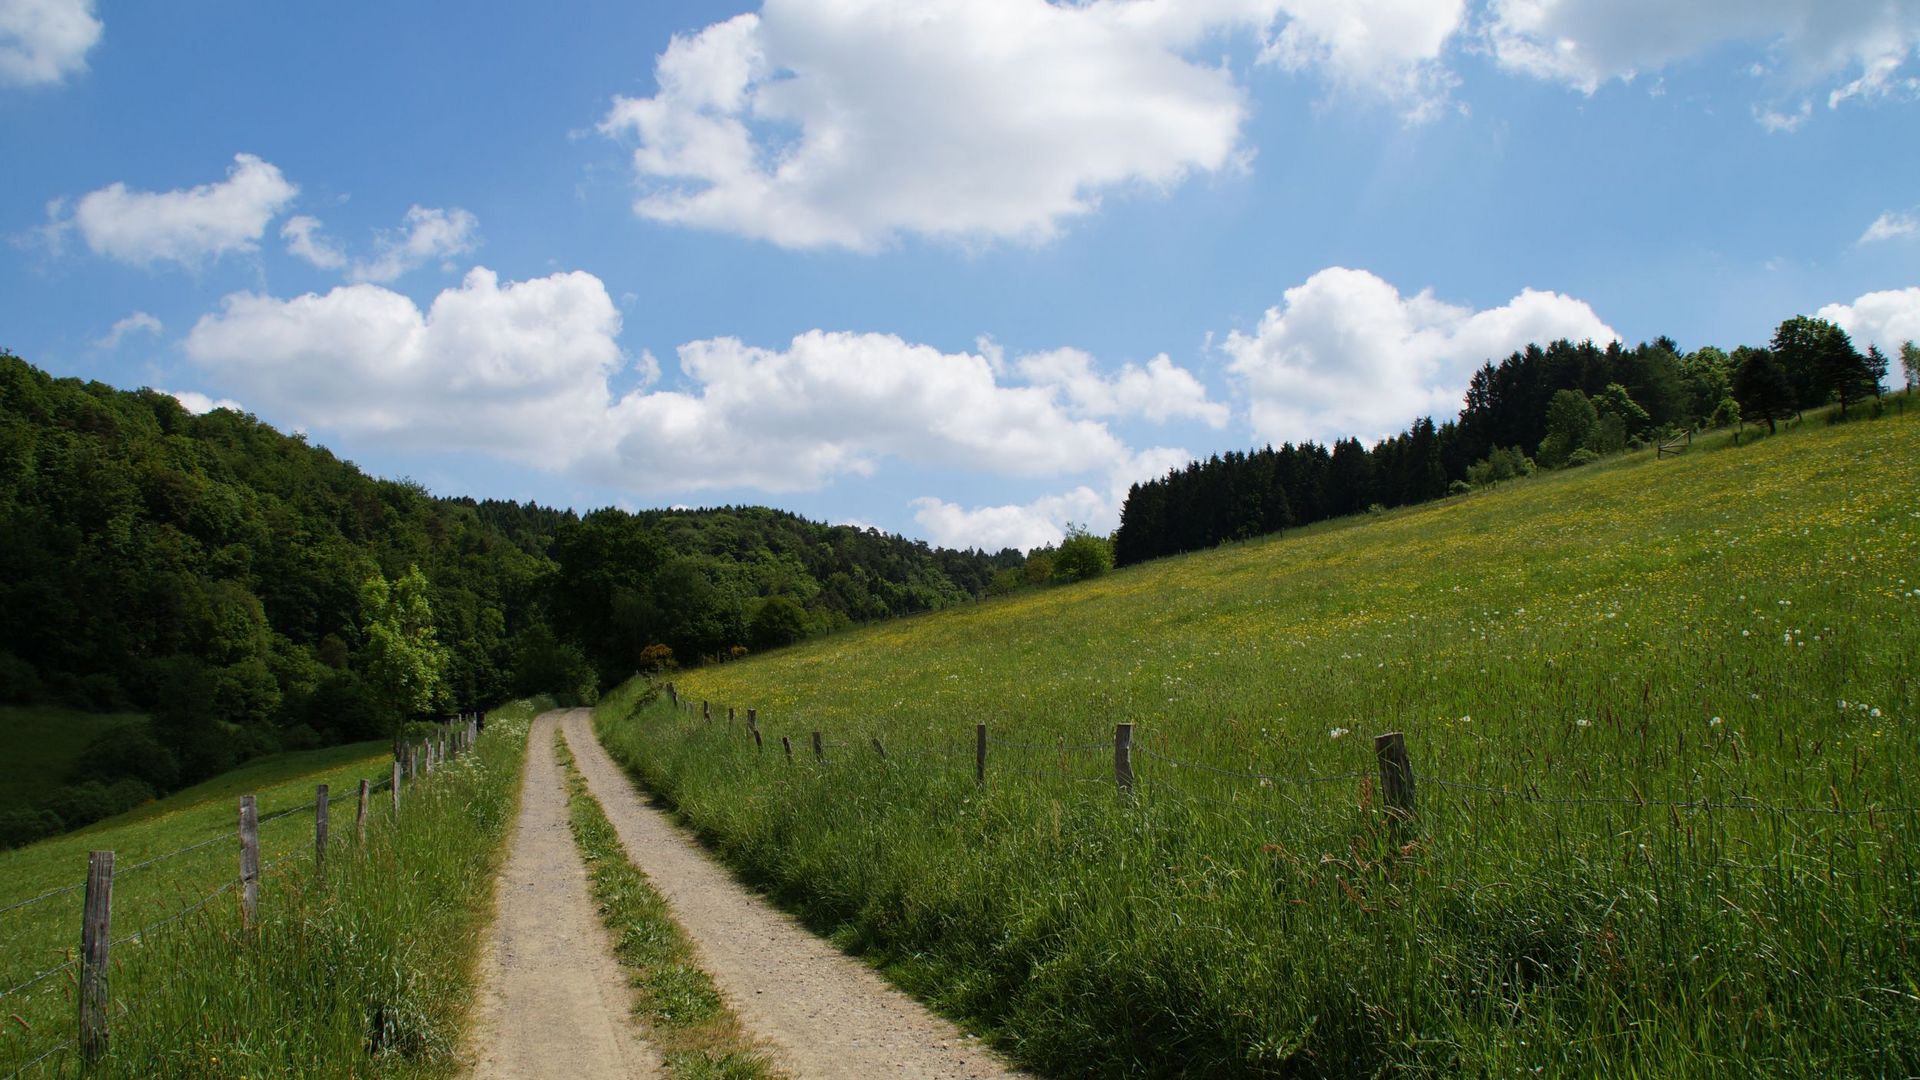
(0, 705, 144, 814)
(599, 404, 1920, 1078)
(0, 702, 541, 1078)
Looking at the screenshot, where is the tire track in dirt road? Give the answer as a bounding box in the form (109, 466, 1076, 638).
(558, 709, 1027, 1080)
(464, 711, 664, 1080)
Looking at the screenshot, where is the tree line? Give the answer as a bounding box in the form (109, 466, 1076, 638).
(1114, 317, 1911, 566)
(0, 354, 1017, 844)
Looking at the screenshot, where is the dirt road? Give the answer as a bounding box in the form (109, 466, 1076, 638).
(464, 711, 663, 1080)
(558, 708, 1025, 1080)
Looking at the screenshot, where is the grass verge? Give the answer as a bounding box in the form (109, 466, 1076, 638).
(553, 728, 780, 1080)
(600, 405, 1920, 1078)
(0, 700, 542, 1079)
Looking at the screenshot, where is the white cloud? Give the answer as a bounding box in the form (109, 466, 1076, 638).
(182, 267, 1143, 495)
(911, 445, 1191, 552)
(1223, 266, 1618, 446)
(66, 153, 298, 267)
(1486, 0, 1920, 108)
(600, 0, 1280, 250)
(1817, 287, 1920, 356)
(609, 330, 1126, 489)
(0, 0, 101, 86)
(94, 310, 162, 349)
(185, 268, 627, 469)
(350, 205, 480, 283)
(1859, 210, 1919, 245)
(1754, 100, 1811, 133)
(161, 389, 244, 415)
(282, 215, 346, 270)
(1262, 0, 1466, 121)
(1015, 347, 1228, 427)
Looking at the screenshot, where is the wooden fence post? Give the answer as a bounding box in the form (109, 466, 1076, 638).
(702, 700, 710, 721)
(1114, 724, 1134, 797)
(976, 723, 987, 785)
(356, 779, 370, 845)
(391, 761, 401, 820)
(811, 731, 824, 762)
(79, 850, 113, 1068)
(1374, 731, 1416, 821)
(314, 785, 329, 874)
(747, 708, 757, 734)
(728, 707, 735, 725)
(781, 735, 793, 762)
(871, 737, 887, 760)
(666, 682, 676, 707)
(238, 795, 260, 930)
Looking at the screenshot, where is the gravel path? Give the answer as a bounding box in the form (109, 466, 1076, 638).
(559, 709, 1026, 1080)
(464, 711, 663, 1080)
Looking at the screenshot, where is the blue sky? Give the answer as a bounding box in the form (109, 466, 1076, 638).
(4, 0, 1917, 551)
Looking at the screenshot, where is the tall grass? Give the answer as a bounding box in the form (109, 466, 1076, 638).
(597, 407, 1920, 1078)
(0, 701, 541, 1079)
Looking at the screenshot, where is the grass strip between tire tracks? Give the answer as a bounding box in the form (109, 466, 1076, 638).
(554, 728, 783, 1080)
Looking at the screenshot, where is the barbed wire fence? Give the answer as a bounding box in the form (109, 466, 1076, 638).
(0, 713, 486, 1079)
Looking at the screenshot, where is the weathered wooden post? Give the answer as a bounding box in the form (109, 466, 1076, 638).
(811, 731, 824, 762)
(702, 700, 710, 721)
(314, 784, 330, 874)
(1114, 723, 1135, 798)
(238, 795, 260, 930)
(976, 723, 987, 786)
(871, 737, 887, 760)
(79, 850, 113, 1068)
(356, 779, 370, 845)
(747, 708, 757, 733)
(1374, 731, 1416, 821)
(666, 682, 677, 707)
(781, 735, 793, 762)
(728, 706, 736, 725)
(752, 728, 764, 751)
(391, 760, 401, 820)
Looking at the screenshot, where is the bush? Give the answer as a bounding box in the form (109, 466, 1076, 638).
(1053, 526, 1114, 582)
(0, 652, 41, 703)
(0, 807, 63, 849)
(748, 594, 810, 650)
(1567, 447, 1600, 468)
(68, 725, 182, 791)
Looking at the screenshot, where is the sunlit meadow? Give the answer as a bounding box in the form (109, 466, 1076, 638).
(600, 404, 1920, 1077)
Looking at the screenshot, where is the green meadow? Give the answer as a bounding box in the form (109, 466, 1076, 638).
(0, 703, 541, 1079)
(602, 405, 1920, 1077)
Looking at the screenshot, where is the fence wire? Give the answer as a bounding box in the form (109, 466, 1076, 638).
(0, 1038, 73, 1080)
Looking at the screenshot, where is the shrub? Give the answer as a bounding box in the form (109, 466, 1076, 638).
(1053, 526, 1114, 582)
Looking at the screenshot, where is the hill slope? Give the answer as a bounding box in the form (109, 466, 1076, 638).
(606, 403, 1920, 1077)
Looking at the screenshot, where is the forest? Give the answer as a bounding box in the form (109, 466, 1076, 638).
(0, 353, 1013, 845)
(1113, 317, 1907, 565)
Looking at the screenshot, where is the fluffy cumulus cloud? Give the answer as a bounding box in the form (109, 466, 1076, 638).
(161, 389, 244, 416)
(284, 205, 480, 282)
(599, 0, 1281, 250)
(0, 0, 101, 86)
(351, 206, 480, 283)
(911, 446, 1193, 552)
(1224, 266, 1617, 446)
(1014, 347, 1228, 426)
(1263, 0, 1465, 120)
(64, 153, 298, 267)
(280, 215, 346, 270)
(602, 331, 1126, 489)
(185, 268, 626, 469)
(1485, 0, 1920, 107)
(1818, 287, 1920, 356)
(94, 310, 161, 349)
(181, 267, 1181, 498)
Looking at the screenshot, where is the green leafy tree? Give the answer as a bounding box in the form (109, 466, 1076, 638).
(1902, 341, 1920, 391)
(1731, 347, 1795, 434)
(748, 594, 810, 649)
(1864, 345, 1889, 399)
(1772, 315, 1874, 415)
(1537, 389, 1598, 468)
(359, 566, 449, 736)
(1052, 525, 1114, 582)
